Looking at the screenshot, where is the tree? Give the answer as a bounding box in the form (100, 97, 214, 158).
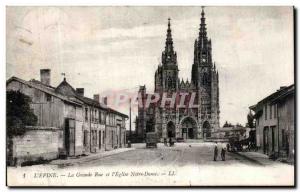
(223, 121, 233, 128)
(247, 111, 254, 128)
(7, 91, 37, 137)
(236, 123, 242, 127)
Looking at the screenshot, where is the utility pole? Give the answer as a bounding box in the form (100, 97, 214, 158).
(129, 98, 132, 142)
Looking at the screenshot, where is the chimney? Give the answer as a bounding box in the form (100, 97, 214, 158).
(277, 86, 287, 91)
(103, 97, 108, 105)
(280, 86, 287, 90)
(93, 94, 100, 102)
(76, 88, 84, 96)
(40, 69, 51, 85)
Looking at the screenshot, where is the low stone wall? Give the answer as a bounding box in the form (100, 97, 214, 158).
(7, 126, 63, 166)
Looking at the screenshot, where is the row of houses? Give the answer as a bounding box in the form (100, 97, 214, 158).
(7, 69, 128, 166)
(250, 84, 294, 162)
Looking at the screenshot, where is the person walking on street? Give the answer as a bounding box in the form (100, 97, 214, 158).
(169, 138, 172, 147)
(213, 142, 218, 161)
(221, 142, 227, 161)
(164, 138, 167, 146)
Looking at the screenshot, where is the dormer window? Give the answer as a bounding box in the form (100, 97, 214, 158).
(46, 93, 52, 102)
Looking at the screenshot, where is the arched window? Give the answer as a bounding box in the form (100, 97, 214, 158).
(167, 76, 173, 88)
(202, 73, 208, 85)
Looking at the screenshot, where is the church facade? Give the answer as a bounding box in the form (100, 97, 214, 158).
(136, 8, 220, 141)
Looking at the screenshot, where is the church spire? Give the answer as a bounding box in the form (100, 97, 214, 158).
(199, 6, 207, 42)
(162, 18, 177, 66)
(165, 18, 174, 53)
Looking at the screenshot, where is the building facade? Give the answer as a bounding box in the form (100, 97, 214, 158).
(7, 69, 127, 165)
(272, 86, 295, 161)
(250, 84, 294, 161)
(136, 8, 220, 142)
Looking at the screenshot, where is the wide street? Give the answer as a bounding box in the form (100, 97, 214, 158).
(81, 142, 228, 167)
(7, 142, 294, 186)
(49, 142, 287, 167)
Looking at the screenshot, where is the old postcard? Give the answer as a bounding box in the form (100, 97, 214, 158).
(6, 6, 295, 187)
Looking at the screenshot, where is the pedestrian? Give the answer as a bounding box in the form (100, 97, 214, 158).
(169, 138, 174, 147)
(127, 140, 131, 148)
(164, 138, 167, 146)
(226, 143, 230, 152)
(213, 142, 218, 161)
(221, 143, 226, 161)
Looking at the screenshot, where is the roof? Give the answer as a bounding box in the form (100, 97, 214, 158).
(7, 76, 83, 106)
(7, 75, 128, 118)
(55, 78, 128, 118)
(55, 79, 106, 109)
(271, 84, 295, 104)
(249, 84, 294, 112)
(107, 107, 129, 118)
(75, 95, 128, 118)
(29, 79, 56, 90)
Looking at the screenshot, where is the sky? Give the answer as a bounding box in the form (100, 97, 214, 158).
(6, 6, 294, 129)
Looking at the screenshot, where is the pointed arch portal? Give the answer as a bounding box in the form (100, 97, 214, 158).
(180, 117, 197, 139)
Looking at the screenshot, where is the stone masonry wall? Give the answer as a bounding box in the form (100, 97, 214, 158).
(9, 127, 63, 166)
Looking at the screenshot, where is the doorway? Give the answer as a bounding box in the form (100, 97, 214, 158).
(65, 118, 75, 156)
(99, 131, 101, 149)
(181, 117, 197, 139)
(263, 127, 269, 154)
(271, 126, 276, 152)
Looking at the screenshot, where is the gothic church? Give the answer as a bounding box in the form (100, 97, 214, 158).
(136, 8, 220, 141)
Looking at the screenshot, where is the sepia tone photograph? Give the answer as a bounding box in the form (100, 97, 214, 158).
(6, 6, 295, 187)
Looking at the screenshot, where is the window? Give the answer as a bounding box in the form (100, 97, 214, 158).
(102, 131, 105, 144)
(46, 93, 52, 102)
(111, 130, 114, 147)
(108, 114, 111, 125)
(282, 129, 288, 149)
(274, 104, 277, 118)
(99, 111, 102, 123)
(85, 108, 88, 121)
(202, 73, 209, 86)
(95, 130, 97, 146)
(99, 131, 101, 149)
(167, 76, 173, 88)
(264, 105, 267, 120)
(270, 105, 272, 119)
(91, 108, 94, 122)
(83, 130, 88, 146)
(100, 111, 106, 124)
(109, 114, 112, 125)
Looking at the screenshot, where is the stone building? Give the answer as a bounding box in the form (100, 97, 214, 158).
(6, 69, 127, 165)
(55, 78, 128, 152)
(136, 8, 220, 142)
(250, 84, 294, 161)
